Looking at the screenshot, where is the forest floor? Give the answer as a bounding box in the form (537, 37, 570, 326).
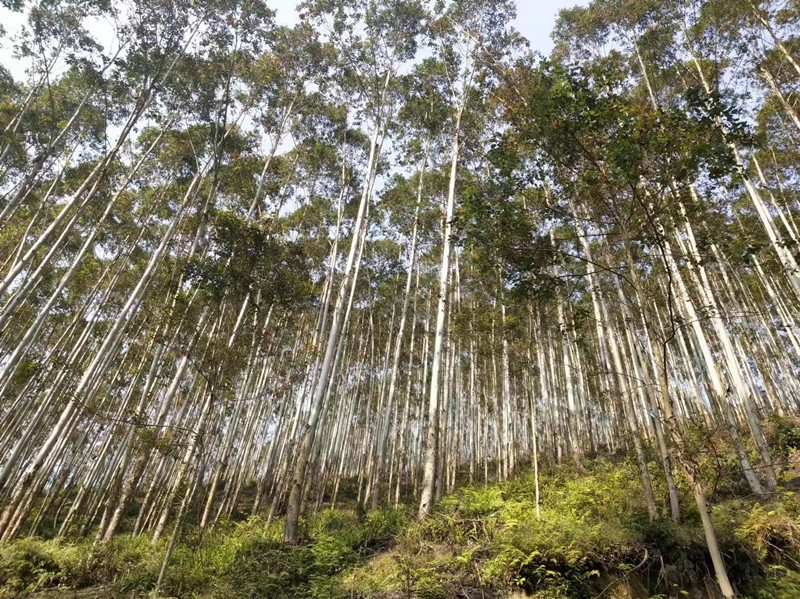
(2, 421, 800, 599)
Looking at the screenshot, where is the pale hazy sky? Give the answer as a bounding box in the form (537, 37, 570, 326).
(0, 1, 585, 80)
(514, 0, 585, 53)
(271, 0, 584, 54)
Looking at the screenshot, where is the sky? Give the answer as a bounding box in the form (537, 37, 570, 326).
(0, 0, 585, 81)
(271, 0, 584, 54)
(515, 0, 584, 53)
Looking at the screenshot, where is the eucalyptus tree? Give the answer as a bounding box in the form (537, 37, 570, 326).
(416, 0, 521, 520)
(281, 0, 425, 543)
(491, 40, 771, 593)
(359, 55, 454, 509)
(571, 0, 791, 491)
(0, 0, 289, 540)
(0, 0, 196, 505)
(0, 0, 117, 203)
(550, 0, 778, 503)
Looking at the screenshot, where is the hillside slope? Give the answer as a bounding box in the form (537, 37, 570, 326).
(2, 436, 799, 599)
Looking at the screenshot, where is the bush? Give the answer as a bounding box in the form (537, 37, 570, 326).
(0, 534, 162, 596)
(0, 538, 68, 593)
(750, 568, 800, 599)
(714, 492, 800, 569)
(768, 415, 800, 455)
(211, 509, 407, 599)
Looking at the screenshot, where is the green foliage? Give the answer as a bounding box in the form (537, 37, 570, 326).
(713, 493, 800, 567)
(4, 358, 40, 398)
(212, 510, 405, 599)
(348, 460, 655, 598)
(476, 462, 650, 597)
(347, 458, 800, 599)
(185, 211, 314, 306)
(3, 462, 799, 598)
(749, 568, 800, 599)
(769, 415, 800, 455)
(681, 423, 761, 500)
(0, 534, 157, 596)
(0, 538, 71, 593)
(0, 510, 405, 598)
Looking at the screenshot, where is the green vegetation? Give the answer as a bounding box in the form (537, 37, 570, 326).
(0, 510, 404, 598)
(2, 447, 798, 599)
(347, 457, 800, 599)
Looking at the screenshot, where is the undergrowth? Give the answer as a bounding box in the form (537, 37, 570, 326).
(345, 455, 800, 599)
(0, 510, 404, 598)
(1, 428, 799, 598)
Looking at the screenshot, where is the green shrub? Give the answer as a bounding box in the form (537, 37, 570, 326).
(749, 568, 800, 599)
(714, 493, 800, 567)
(3, 456, 799, 599)
(768, 415, 800, 455)
(0, 538, 67, 593)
